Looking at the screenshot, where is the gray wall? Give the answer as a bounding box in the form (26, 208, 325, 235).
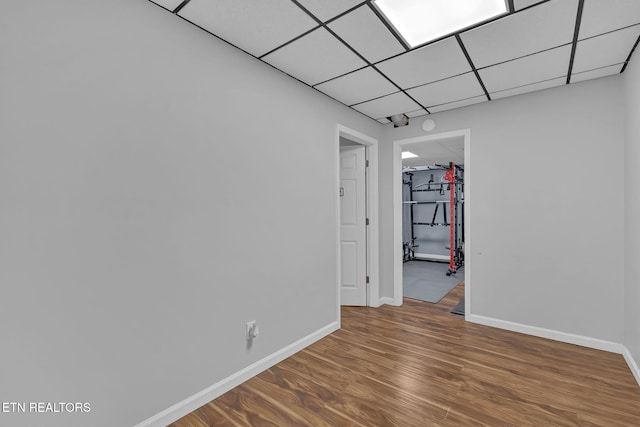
(0, 1, 380, 426)
(624, 50, 640, 370)
(380, 77, 625, 343)
(1, 2, 635, 426)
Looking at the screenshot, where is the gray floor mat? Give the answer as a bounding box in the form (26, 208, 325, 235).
(451, 297, 465, 315)
(403, 260, 463, 303)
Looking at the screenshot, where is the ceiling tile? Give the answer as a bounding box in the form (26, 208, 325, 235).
(296, 0, 363, 22)
(178, 0, 318, 57)
(413, 146, 450, 158)
(490, 77, 566, 99)
(407, 72, 485, 108)
(572, 25, 640, 73)
(328, 5, 405, 63)
(429, 95, 487, 113)
(262, 28, 367, 86)
(571, 64, 623, 83)
(376, 37, 471, 89)
(461, 0, 578, 69)
(479, 44, 571, 93)
(150, 0, 184, 11)
(352, 92, 421, 119)
(406, 109, 428, 118)
(314, 67, 398, 106)
(513, 0, 546, 11)
(403, 138, 464, 166)
(579, 0, 640, 40)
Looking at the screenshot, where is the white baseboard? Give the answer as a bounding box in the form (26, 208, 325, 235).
(378, 296, 398, 306)
(135, 321, 339, 427)
(466, 314, 625, 354)
(622, 346, 640, 386)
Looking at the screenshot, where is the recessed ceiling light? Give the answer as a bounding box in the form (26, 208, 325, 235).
(402, 151, 418, 159)
(373, 0, 508, 48)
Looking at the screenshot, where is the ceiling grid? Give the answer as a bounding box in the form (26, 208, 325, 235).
(287, 0, 432, 116)
(621, 35, 640, 72)
(147, 0, 640, 122)
(566, 0, 585, 84)
(455, 34, 492, 101)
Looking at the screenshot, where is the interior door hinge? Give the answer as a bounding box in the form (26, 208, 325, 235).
(366, 276, 370, 284)
(339, 187, 344, 197)
(366, 218, 369, 226)
(365, 160, 369, 167)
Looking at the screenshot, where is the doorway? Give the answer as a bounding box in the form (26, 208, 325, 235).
(392, 129, 471, 317)
(336, 124, 379, 309)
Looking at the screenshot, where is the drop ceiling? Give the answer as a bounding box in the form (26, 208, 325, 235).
(150, 0, 640, 124)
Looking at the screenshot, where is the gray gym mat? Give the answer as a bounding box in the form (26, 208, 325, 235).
(403, 260, 463, 303)
(451, 297, 465, 316)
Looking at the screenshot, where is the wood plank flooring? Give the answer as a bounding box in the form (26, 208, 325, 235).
(170, 283, 640, 426)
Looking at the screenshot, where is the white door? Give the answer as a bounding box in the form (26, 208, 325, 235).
(340, 145, 367, 306)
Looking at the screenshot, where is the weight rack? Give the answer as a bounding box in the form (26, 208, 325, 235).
(402, 163, 464, 275)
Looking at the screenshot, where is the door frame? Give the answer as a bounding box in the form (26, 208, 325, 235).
(392, 129, 471, 318)
(336, 124, 380, 313)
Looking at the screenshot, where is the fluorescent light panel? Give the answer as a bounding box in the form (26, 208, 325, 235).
(373, 0, 508, 48)
(402, 151, 418, 159)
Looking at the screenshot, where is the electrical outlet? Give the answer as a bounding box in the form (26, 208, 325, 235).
(246, 320, 259, 340)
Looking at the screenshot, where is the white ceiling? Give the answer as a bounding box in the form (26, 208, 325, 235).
(150, 0, 640, 123)
(402, 136, 465, 168)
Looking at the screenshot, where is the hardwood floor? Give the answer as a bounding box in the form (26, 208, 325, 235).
(170, 283, 640, 426)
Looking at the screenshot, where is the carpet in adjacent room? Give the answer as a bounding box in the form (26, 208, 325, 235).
(403, 260, 463, 303)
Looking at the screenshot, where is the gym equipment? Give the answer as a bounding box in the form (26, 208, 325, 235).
(402, 163, 464, 275)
